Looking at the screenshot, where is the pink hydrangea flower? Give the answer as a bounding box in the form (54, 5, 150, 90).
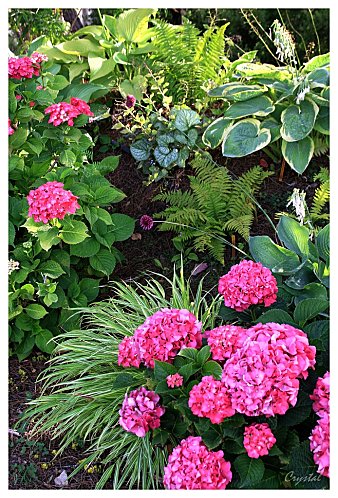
(8, 119, 14, 136)
(133, 308, 202, 368)
(44, 102, 81, 127)
(310, 372, 330, 417)
(15, 94, 22, 101)
(118, 336, 141, 368)
(163, 436, 232, 489)
(119, 387, 165, 437)
(126, 94, 136, 108)
(218, 260, 278, 312)
(222, 322, 316, 417)
(70, 97, 94, 117)
(30, 52, 48, 64)
(166, 373, 183, 388)
(188, 376, 235, 423)
(309, 411, 330, 478)
(206, 325, 249, 361)
(243, 423, 276, 458)
(139, 215, 154, 230)
(8, 56, 38, 79)
(27, 181, 80, 223)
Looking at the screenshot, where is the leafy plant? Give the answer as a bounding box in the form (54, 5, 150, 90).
(130, 107, 202, 182)
(202, 52, 330, 174)
(154, 153, 271, 263)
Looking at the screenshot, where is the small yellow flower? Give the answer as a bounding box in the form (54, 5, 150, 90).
(40, 463, 49, 469)
(33, 454, 39, 459)
(51, 449, 57, 455)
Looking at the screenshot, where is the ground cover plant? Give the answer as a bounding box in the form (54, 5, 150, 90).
(8, 7, 329, 490)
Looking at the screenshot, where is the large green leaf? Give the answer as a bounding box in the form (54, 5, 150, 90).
(208, 82, 267, 101)
(202, 361, 223, 380)
(89, 57, 116, 83)
(70, 237, 100, 257)
(68, 62, 89, 82)
(35, 329, 55, 354)
(38, 261, 65, 278)
(61, 83, 107, 102)
(236, 62, 291, 81)
(303, 53, 330, 72)
(38, 45, 79, 63)
(249, 235, 301, 275)
(222, 119, 271, 158)
(25, 304, 48, 320)
(304, 320, 329, 351)
(153, 360, 177, 381)
(57, 39, 105, 57)
(224, 95, 274, 119)
(258, 309, 296, 326)
(294, 298, 328, 325)
(202, 118, 233, 148)
(130, 138, 151, 161)
(119, 75, 147, 101)
(234, 454, 265, 488)
(59, 220, 89, 245)
(154, 146, 179, 168)
(37, 227, 60, 251)
(110, 214, 135, 241)
(173, 109, 201, 132)
(9, 128, 28, 149)
(281, 100, 318, 142)
(281, 136, 314, 174)
(315, 224, 329, 262)
(277, 216, 310, 257)
(112, 9, 156, 43)
(261, 117, 281, 143)
(89, 248, 116, 276)
(313, 106, 329, 135)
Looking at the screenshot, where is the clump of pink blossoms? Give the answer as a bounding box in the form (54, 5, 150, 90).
(44, 102, 82, 127)
(126, 94, 136, 108)
(133, 308, 202, 368)
(188, 376, 235, 423)
(27, 181, 80, 223)
(163, 436, 232, 489)
(118, 337, 140, 368)
(206, 325, 249, 361)
(243, 423, 276, 458)
(30, 52, 49, 64)
(8, 56, 39, 79)
(309, 411, 330, 478)
(119, 387, 165, 437)
(218, 260, 278, 312)
(70, 97, 94, 117)
(310, 371, 330, 417)
(166, 373, 183, 388)
(222, 322, 316, 417)
(8, 119, 14, 136)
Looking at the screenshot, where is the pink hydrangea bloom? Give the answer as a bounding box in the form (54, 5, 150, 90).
(27, 181, 80, 223)
(188, 376, 235, 423)
(166, 373, 183, 388)
(118, 336, 141, 368)
(8, 56, 38, 79)
(126, 94, 136, 108)
(119, 387, 165, 437)
(243, 423, 276, 458)
(310, 371, 330, 417)
(133, 308, 202, 368)
(222, 322, 316, 417)
(44, 102, 81, 127)
(309, 411, 330, 478)
(70, 97, 94, 117)
(36, 85, 44, 90)
(218, 260, 278, 312)
(30, 52, 48, 64)
(8, 119, 14, 136)
(163, 436, 232, 489)
(15, 94, 22, 101)
(206, 325, 249, 361)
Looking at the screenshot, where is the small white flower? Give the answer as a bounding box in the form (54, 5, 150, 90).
(8, 259, 20, 275)
(287, 189, 306, 224)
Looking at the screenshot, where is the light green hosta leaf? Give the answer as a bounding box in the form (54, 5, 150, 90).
(61, 83, 107, 102)
(37, 45, 79, 63)
(202, 117, 234, 148)
(130, 138, 151, 161)
(113, 9, 156, 43)
(316, 224, 329, 262)
(59, 220, 89, 245)
(313, 106, 329, 135)
(70, 25, 104, 38)
(154, 146, 179, 168)
(224, 95, 274, 119)
(173, 109, 201, 132)
(303, 52, 330, 72)
(89, 57, 116, 83)
(281, 100, 318, 142)
(57, 39, 105, 57)
(236, 62, 291, 81)
(281, 136, 314, 174)
(89, 248, 116, 276)
(222, 119, 271, 158)
(208, 82, 267, 101)
(249, 235, 300, 274)
(110, 213, 135, 241)
(68, 62, 89, 82)
(277, 216, 310, 257)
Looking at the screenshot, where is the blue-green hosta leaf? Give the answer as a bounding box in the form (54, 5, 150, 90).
(307, 68, 329, 88)
(202, 117, 234, 148)
(224, 95, 275, 119)
(261, 117, 281, 143)
(173, 109, 201, 132)
(281, 100, 319, 142)
(249, 235, 300, 274)
(277, 216, 310, 257)
(236, 62, 291, 81)
(313, 106, 329, 135)
(222, 119, 271, 158)
(130, 138, 151, 161)
(208, 82, 267, 101)
(281, 136, 314, 174)
(315, 224, 329, 262)
(154, 146, 179, 168)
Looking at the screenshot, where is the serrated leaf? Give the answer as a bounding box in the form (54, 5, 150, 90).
(110, 214, 135, 241)
(35, 329, 54, 354)
(38, 260, 65, 278)
(25, 304, 48, 320)
(59, 220, 88, 245)
(70, 237, 100, 258)
(202, 360, 223, 380)
(234, 454, 265, 488)
(294, 298, 328, 326)
(89, 249, 116, 276)
(153, 360, 176, 381)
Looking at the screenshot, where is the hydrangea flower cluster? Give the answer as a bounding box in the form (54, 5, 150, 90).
(188, 376, 235, 423)
(243, 423, 276, 458)
(8, 119, 14, 136)
(206, 325, 249, 361)
(163, 436, 232, 489)
(27, 181, 80, 223)
(118, 308, 202, 369)
(29, 52, 49, 64)
(309, 372, 330, 477)
(166, 373, 183, 388)
(118, 337, 140, 368)
(8, 56, 39, 79)
(218, 260, 278, 312)
(310, 371, 330, 417)
(69, 97, 94, 117)
(119, 387, 165, 437)
(222, 322, 316, 416)
(45, 101, 87, 127)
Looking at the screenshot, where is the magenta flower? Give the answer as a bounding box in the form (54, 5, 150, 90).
(15, 94, 22, 101)
(163, 436, 232, 489)
(218, 260, 278, 312)
(8, 119, 14, 136)
(188, 376, 235, 424)
(206, 324, 249, 361)
(310, 372, 330, 418)
(27, 181, 80, 224)
(70, 97, 94, 117)
(36, 85, 44, 90)
(309, 411, 330, 477)
(139, 215, 154, 230)
(126, 94, 136, 108)
(30, 52, 48, 64)
(44, 102, 81, 127)
(118, 336, 140, 368)
(166, 373, 183, 388)
(243, 423, 276, 458)
(119, 387, 165, 437)
(8, 56, 39, 79)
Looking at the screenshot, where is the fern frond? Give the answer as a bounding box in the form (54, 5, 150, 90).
(313, 134, 329, 157)
(310, 170, 330, 219)
(228, 166, 271, 218)
(223, 214, 254, 240)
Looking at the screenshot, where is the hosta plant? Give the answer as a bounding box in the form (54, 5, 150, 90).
(21, 265, 329, 489)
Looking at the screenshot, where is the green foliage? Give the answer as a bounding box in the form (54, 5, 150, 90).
(310, 168, 330, 223)
(154, 153, 271, 263)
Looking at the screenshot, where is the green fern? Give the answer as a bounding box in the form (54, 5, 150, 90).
(310, 167, 330, 222)
(313, 134, 330, 157)
(154, 153, 271, 263)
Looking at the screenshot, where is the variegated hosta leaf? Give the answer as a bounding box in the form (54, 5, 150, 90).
(281, 136, 314, 174)
(208, 82, 267, 101)
(224, 95, 275, 119)
(222, 119, 271, 158)
(202, 117, 234, 148)
(281, 99, 319, 142)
